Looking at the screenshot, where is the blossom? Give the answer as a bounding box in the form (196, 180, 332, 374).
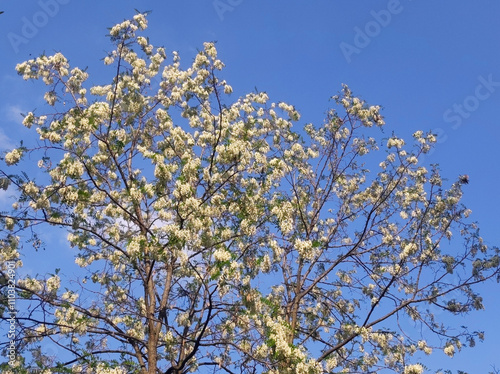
(5, 149, 22, 165)
(133, 13, 148, 29)
(399, 242, 418, 259)
(44, 91, 57, 105)
(46, 275, 60, 293)
(61, 291, 79, 303)
(418, 340, 432, 355)
(444, 344, 455, 357)
(294, 238, 316, 261)
(18, 277, 43, 293)
(5, 217, 15, 230)
(214, 247, 231, 262)
(22, 112, 36, 127)
(104, 56, 114, 65)
(404, 364, 424, 374)
(387, 137, 405, 149)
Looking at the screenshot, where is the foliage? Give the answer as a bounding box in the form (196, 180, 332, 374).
(1, 13, 499, 374)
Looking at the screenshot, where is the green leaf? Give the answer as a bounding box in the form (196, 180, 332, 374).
(0, 177, 11, 190)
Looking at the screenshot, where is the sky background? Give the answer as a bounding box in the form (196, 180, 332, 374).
(0, 1, 499, 372)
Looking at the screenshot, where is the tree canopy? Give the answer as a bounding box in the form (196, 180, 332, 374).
(1, 13, 499, 374)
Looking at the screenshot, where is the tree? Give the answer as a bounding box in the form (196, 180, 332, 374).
(1, 13, 499, 374)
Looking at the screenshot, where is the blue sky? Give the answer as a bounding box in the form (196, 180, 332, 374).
(1, 1, 499, 372)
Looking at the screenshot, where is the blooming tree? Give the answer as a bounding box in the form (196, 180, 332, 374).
(1, 13, 499, 374)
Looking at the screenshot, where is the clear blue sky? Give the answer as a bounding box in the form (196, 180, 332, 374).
(1, 1, 499, 372)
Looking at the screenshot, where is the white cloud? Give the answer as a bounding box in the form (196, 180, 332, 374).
(5, 104, 25, 123)
(0, 189, 8, 205)
(0, 186, 16, 210)
(0, 103, 28, 151)
(0, 128, 14, 152)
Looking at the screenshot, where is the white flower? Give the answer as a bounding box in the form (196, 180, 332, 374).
(412, 130, 423, 138)
(404, 363, 424, 374)
(22, 112, 35, 127)
(325, 356, 338, 371)
(19, 278, 43, 293)
(35, 324, 48, 335)
(213, 247, 231, 262)
(61, 291, 78, 303)
(133, 13, 148, 29)
(407, 156, 418, 164)
(104, 56, 114, 65)
(444, 343, 455, 357)
(46, 275, 60, 293)
(5, 217, 15, 230)
(5, 149, 22, 165)
(387, 137, 405, 149)
(44, 91, 57, 105)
